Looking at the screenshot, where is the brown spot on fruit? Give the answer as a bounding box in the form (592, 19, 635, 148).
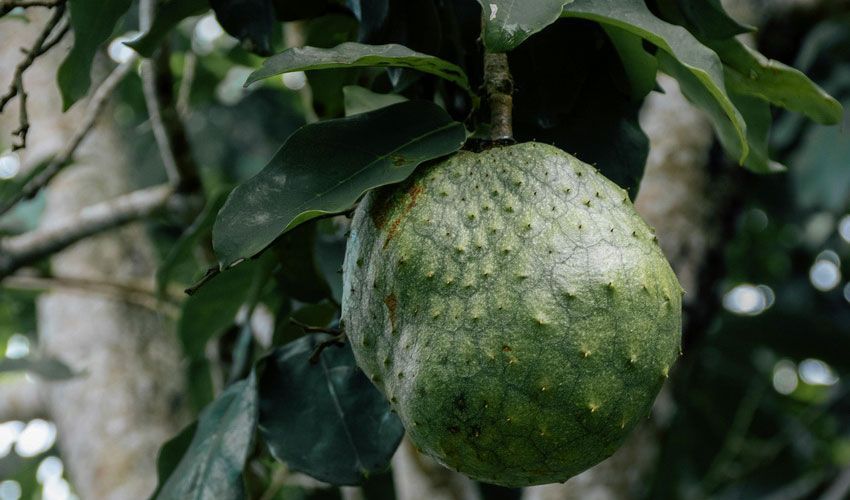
(379, 183, 424, 248)
(384, 293, 398, 331)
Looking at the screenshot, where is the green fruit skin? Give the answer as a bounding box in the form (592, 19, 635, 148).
(341, 142, 681, 487)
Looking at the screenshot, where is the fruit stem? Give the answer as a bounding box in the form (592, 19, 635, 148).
(484, 51, 514, 142)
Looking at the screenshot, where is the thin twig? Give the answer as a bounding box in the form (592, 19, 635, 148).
(184, 266, 221, 295)
(3, 273, 181, 316)
(0, 2, 66, 149)
(483, 51, 514, 142)
(290, 318, 342, 336)
(0, 57, 138, 216)
(308, 332, 347, 364)
(139, 0, 201, 192)
(176, 52, 197, 118)
(0, 184, 175, 280)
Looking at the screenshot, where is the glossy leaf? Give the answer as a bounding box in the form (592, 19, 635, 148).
(157, 191, 229, 295)
(210, 0, 275, 55)
(257, 335, 404, 485)
(562, 0, 748, 162)
(57, 0, 134, 110)
(178, 255, 273, 357)
(155, 375, 258, 500)
(730, 92, 785, 174)
(0, 356, 76, 380)
(343, 85, 407, 116)
(510, 19, 648, 196)
(477, 0, 574, 52)
(603, 26, 658, 100)
(711, 38, 843, 125)
(657, 0, 753, 40)
(791, 105, 850, 212)
(245, 42, 472, 95)
(345, 0, 389, 42)
(212, 100, 466, 267)
(127, 0, 208, 57)
(149, 422, 197, 500)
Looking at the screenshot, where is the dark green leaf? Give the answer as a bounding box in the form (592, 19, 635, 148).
(178, 254, 273, 357)
(0, 356, 77, 380)
(343, 85, 407, 116)
(603, 26, 658, 100)
(272, 0, 332, 21)
(510, 19, 648, 196)
(658, 0, 753, 40)
(711, 38, 843, 125)
(272, 301, 336, 346)
(657, 51, 746, 164)
(126, 0, 208, 57)
(345, 0, 389, 42)
(729, 91, 784, 174)
(57, 0, 133, 110)
(790, 108, 850, 212)
(212, 100, 466, 266)
(158, 192, 229, 295)
(314, 219, 347, 304)
(477, 0, 573, 52)
(303, 14, 361, 118)
(562, 0, 748, 162)
(149, 422, 197, 500)
(245, 42, 472, 95)
(258, 335, 404, 485)
(210, 0, 275, 55)
(155, 375, 258, 500)
(273, 222, 332, 303)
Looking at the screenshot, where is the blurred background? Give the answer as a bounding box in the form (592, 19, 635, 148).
(0, 0, 849, 499)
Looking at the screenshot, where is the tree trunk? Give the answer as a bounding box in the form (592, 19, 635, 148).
(1, 13, 187, 500)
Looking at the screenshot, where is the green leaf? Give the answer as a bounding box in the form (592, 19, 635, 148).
(157, 191, 229, 295)
(212, 100, 467, 267)
(272, 222, 333, 304)
(602, 26, 658, 100)
(126, 0, 208, 58)
(343, 85, 407, 116)
(711, 38, 843, 125)
(257, 335, 404, 485)
(730, 92, 785, 174)
(562, 0, 748, 162)
(477, 0, 574, 52)
(657, 51, 746, 164)
(657, 0, 753, 40)
(0, 356, 77, 380)
(790, 107, 850, 212)
(272, 301, 335, 346)
(149, 422, 197, 500)
(57, 0, 133, 110)
(245, 42, 472, 95)
(155, 375, 258, 500)
(210, 0, 275, 56)
(178, 255, 274, 357)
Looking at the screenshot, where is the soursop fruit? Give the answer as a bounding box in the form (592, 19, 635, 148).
(341, 142, 681, 487)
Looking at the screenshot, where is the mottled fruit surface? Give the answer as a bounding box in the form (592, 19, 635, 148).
(341, 142, 681, 486)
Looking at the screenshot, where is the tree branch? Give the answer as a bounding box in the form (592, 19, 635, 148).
(483, 51, 513, 142)
(0, 2, 67, 149)
(0, 184, 175, 280)
(139, 0, 202, 193)
(3, 273, 182, 315)
(0, 57, 138, 217)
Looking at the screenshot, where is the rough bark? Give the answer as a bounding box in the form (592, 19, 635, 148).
(1, 12, 187, 500)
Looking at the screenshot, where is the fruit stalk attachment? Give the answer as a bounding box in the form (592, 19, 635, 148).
(484, 51, 514, 142)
